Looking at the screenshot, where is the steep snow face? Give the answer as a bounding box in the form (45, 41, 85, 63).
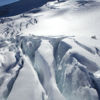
(0, 35, 100, 100)
(7, 56, 47, 100)
(57, 58, 99, 100)
(34, 40, 65, 100)
(0, 47, 23, 100)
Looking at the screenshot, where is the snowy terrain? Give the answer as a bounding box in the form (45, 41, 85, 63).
(0, 0, 100, 100)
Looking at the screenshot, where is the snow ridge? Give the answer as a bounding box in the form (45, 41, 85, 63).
(0, 35, 100, 100)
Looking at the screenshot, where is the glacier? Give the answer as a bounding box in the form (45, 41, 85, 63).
(0, 0, 100, 100)
(0, 35, 100, 100)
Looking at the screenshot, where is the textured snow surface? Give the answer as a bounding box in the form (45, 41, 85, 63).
(0, 35, 99, 100)
(0, 0, 100, 100)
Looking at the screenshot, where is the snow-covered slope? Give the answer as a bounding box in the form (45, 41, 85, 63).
(1, 0, 100, 37)
(0, 0, 100, 100)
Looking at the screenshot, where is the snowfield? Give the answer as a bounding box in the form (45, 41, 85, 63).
(0, 0, 100, 100)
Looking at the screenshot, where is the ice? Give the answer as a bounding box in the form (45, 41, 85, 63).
(94, 71, 100, 78)
(34, 39, 65, 100)
(56, 57, 99, 100)
(0, 0, 100, 100)
(7, 55, 47, 100)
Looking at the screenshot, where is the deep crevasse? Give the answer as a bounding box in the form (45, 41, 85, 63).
(0, 35, 100, 100)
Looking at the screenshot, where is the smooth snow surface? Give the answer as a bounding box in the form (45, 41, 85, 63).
(0, 0, 100, 100)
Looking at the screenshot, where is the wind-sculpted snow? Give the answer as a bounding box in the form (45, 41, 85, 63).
(0, 35, 100, 100)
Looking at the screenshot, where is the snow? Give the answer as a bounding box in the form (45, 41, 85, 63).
(94, 71, 100, 78)
(7, 55, 47, 100)
(56, 57, 99, 100)
(0, 0, 100, 100)
(38, 40, 54, 66)
(34, 39, 65, 100)
(1, 0, 100, 38)
(62, 38, 100, 72)
(21, 0, 100, 39)
(0, 35, 100, 100)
